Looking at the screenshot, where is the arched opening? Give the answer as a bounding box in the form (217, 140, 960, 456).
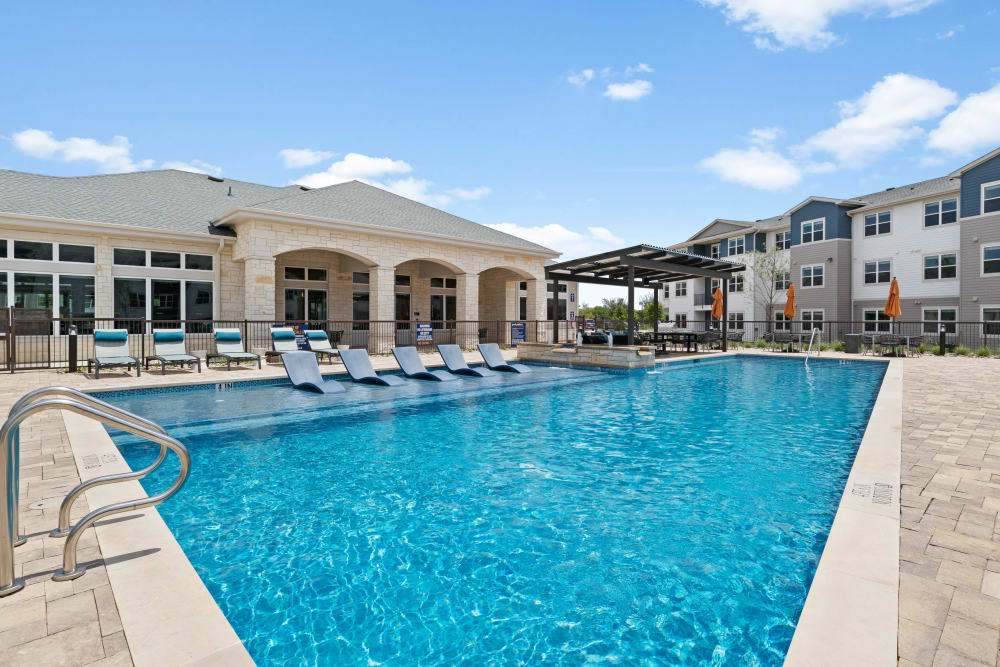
(392, 259, 463, 345)
(477, 266, 537, 322)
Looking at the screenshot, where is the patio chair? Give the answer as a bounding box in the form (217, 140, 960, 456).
(265, 327, 299, 363)
(88, 329, 140, 378)
(437, 344, 496, 377)
(478, 343, 531, 373)
(207, 328, 262, 370)
(280, 351, 345, 394)
(306, 330, 340, 364)
(392, 346, 456, 381)
(145, 329, 201, 375)
(339, 348, 406, 386)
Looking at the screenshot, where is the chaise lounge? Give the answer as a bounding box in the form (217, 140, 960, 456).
(306, 330, 340, 364)
(339, 348, 406, 386)
(266, 327, 300, 363)
(280, 351, 346, 394)
(392, 346, 457, 381)
(437, 344, 495, 377)
(88, 329, 141, 378)
(478, 343, 530, 373)
(145, 329, 201, 374)
(207, 328, 262, 370)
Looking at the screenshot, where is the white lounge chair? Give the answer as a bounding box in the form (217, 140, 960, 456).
(207, 328, 261, 370)
(88, 329, 140, 378)
(146, 329, 200, 374)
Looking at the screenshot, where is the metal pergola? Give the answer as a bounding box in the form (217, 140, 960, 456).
(544, 244, 746, 351)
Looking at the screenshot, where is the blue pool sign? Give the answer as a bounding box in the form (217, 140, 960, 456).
(416, 322, 434, 346)
(510, 321, 526, 346)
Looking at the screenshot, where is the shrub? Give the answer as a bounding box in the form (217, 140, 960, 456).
(931, 345, 942, 355)
(833, 341, 845, 352)
(976, 347, 991, 357)
(918, 343, 929, 354)
(954, 345, 971, 356)
(753, 339, 767, 349)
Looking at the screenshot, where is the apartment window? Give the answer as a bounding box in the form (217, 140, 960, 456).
(519, 296, 527, 320)
(728, 236, 744, 255)
(924, 199, 958, 227)
(757, 236, 767, 252)
(185, 282, 213, 324)
(285, 267, 306, 281)
(13, 241, 53, 261)
(984, 308, 1000, 336)
(710, 278, 721, 293)
(14, 273, 53, 309)
(864, 260, 891, 285)
(774, 313, 790, 331)
(924, 253, 957, 280)
(710, 244, 720, 260)
(923, 308, 956, 334)
(58, 244, 95, 263)
(185, 254, 213, 271)
(352, 292, 369, 329)
(984, 182, 1000, 214)
(774, 271, 791, 291)
(775, 231, 791, 251)
(801, 220, 825, 244)
(307, 268, 327, 282)
(728, 273, 744, 292)
(113, 278, 146, 328)
(675, 282, 687, 297)
(547, 283, 568, 293)
(430, 277, 444, 288)
(395, 274, 410, 287)
(446, 278, 456, 289)
(801, 264, 824, 288)
(519, 281, 527, 291)
(113, 248, 146, 266)
(150, 251, 182, 269)
(863, 310, 891, 333)
(727, 312, 744, 329)
(675, 313, 687, 328)
(352, 272, 370, 285)
(984, 245, 1000, 275)
(151, 280, 181, 321)
(802, 310, 823, 330)
(864, 211, 891, 237)
(0, 240, 6, 258)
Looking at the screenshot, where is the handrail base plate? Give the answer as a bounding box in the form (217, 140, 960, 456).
(52, 566, 86, 582)
(0, 581, 25, 597)
(13, 535, 26, 547)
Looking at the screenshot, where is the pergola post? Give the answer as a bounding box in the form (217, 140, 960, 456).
(722, 278, 729, 352)
(653, 283, 659, 334)
(627, 266, 635, 345)
(551, 279, 559, 343)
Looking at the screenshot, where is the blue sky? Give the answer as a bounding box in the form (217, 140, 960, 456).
(1, 1, 998, 304)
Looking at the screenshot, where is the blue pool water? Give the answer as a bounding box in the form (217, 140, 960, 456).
(101, 357, 886, 666)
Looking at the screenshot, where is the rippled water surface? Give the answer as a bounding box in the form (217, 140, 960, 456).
(103, 357, 886, 666)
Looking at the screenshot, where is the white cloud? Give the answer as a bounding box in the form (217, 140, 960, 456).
(701, 0, 939, 51)
(161, 159, 222, 176)
(567, 69, 595, 87)
(926, 84, 1000, 154)
(700, 146, 803, 190)
(486, 222, 624, 257)
(796, 73, 957, 165)
(624, 62, 654, 77)
(10, 129, 152, 172)
(936, 25, 963, 39)
(603, 80, 653, 101)
(294, 151, 488, 207)
(279, 148, 336, 168)
(748, 126, 783, 146)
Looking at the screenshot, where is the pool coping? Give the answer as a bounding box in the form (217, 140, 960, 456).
(61, 350, 901, 666)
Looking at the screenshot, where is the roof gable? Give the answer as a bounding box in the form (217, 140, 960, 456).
(687, 219, 750, 242)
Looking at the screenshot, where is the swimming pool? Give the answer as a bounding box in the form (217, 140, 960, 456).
(99, 356, 887, 665)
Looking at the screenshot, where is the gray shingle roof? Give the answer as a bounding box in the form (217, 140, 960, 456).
(0, 169, 554, 252)
(848, 175, 960, 210)
(243, 180, 552, 252)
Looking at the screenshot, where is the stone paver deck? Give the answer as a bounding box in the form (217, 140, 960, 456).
(900, 356, 1000, 667)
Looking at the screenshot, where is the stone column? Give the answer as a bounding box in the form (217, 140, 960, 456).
(94, 236, 114, 319)
(525, 278, 547, 342)
(368, 265, 396, 354)
(243, 257, 276, 320)
(454, 273, 479, 349)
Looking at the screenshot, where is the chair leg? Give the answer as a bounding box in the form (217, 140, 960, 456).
(136, 362, 141, 378)
(196, 359, 202, 373)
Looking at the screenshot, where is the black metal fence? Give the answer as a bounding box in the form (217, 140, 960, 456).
(0, 310, 578, 371)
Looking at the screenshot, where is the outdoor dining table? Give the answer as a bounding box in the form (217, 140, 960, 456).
(652, 330, 700, 353)
(864, 333, 919, 357)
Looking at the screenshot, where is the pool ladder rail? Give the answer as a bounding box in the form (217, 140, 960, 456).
(805, 328, 822, 358)
(0, 386, 191, 597)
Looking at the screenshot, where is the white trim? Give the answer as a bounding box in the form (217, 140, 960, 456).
(948, 146, 1000, 177)
(801, 263, 825, 289)
(982, 179, 1000, 216)
(861, 308, 892, 333)
(799, 217, 826, 245)
(862, 258, 893, 286)
(800, 308, 825, 328)
(981, 242, 1000, 278)
(862, 210, 892, 238)
(215, 208, 559, 258)
(982, 305, 1000, 336)
(921, 196, 960, 229)
(921, 251, 959, 282)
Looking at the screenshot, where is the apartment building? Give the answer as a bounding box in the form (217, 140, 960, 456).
(665, 146, 1000, 336)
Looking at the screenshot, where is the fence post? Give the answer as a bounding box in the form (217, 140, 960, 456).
(8, 309, 14, 373)
(938, 325, 946, 355)
(68, 326, 78, 373)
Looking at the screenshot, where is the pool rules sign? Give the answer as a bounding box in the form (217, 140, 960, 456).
(510, 322, 526, 347)
(416, 322, 434, 346)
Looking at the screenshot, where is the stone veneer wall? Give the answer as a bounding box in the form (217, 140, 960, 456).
(515, 342, 655, 369)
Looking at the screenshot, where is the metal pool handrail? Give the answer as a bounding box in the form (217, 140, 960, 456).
(0, 396, 190, 596)
(5, 387, 170, 542)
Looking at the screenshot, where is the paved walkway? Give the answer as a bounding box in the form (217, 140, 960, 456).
(899, 356, 1000, 666)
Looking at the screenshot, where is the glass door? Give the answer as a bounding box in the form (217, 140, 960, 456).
(285, 288, 305, 320)
(307, 289, 327, 322)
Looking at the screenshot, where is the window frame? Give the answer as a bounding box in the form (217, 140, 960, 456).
(863, 309, 891, 333)
(774, 312, 791, 331)
(57, 243, 96, 264)
(982, 244, 1000, 277)
(801, 264, 824, 288)
(982, 305, 1000, 336)
(710, 243, 720, 260)
(726, 311, 744, 330)
(923, 308, 957, 335)
(728, 273, 744, 292)
(800, 218, 825, 245)
(774, 271, 791, 291)
(774, 231, 791, 251)
(923, 252, 958, 281)
(727, 236, 745, 256)
(863, 210, 892, 237)
(923, 197, 959, 228)
(801, 309, 824, 331)
(983, 180, 1000, 215)
(674, 281, 687, 297)
(863, 259, 892, 285)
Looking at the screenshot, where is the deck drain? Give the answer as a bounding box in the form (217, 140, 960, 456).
(29, 496, 64, 510)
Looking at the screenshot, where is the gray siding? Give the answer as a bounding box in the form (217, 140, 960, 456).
(791, 239, 852, 320)
(853, 297, 958, 322)
(692, 221, 748, 240)
(960, 155, 1000, 218)
(959, 210, 1000, 320)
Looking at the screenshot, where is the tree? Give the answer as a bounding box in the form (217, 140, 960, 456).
(637, 294, 666, 327)
(745, 246, 791, 329)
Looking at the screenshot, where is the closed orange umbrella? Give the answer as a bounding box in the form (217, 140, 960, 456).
(711, 287, 724, 320)
(783, 284, 796, 319)
(884, 278, 901, 319)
